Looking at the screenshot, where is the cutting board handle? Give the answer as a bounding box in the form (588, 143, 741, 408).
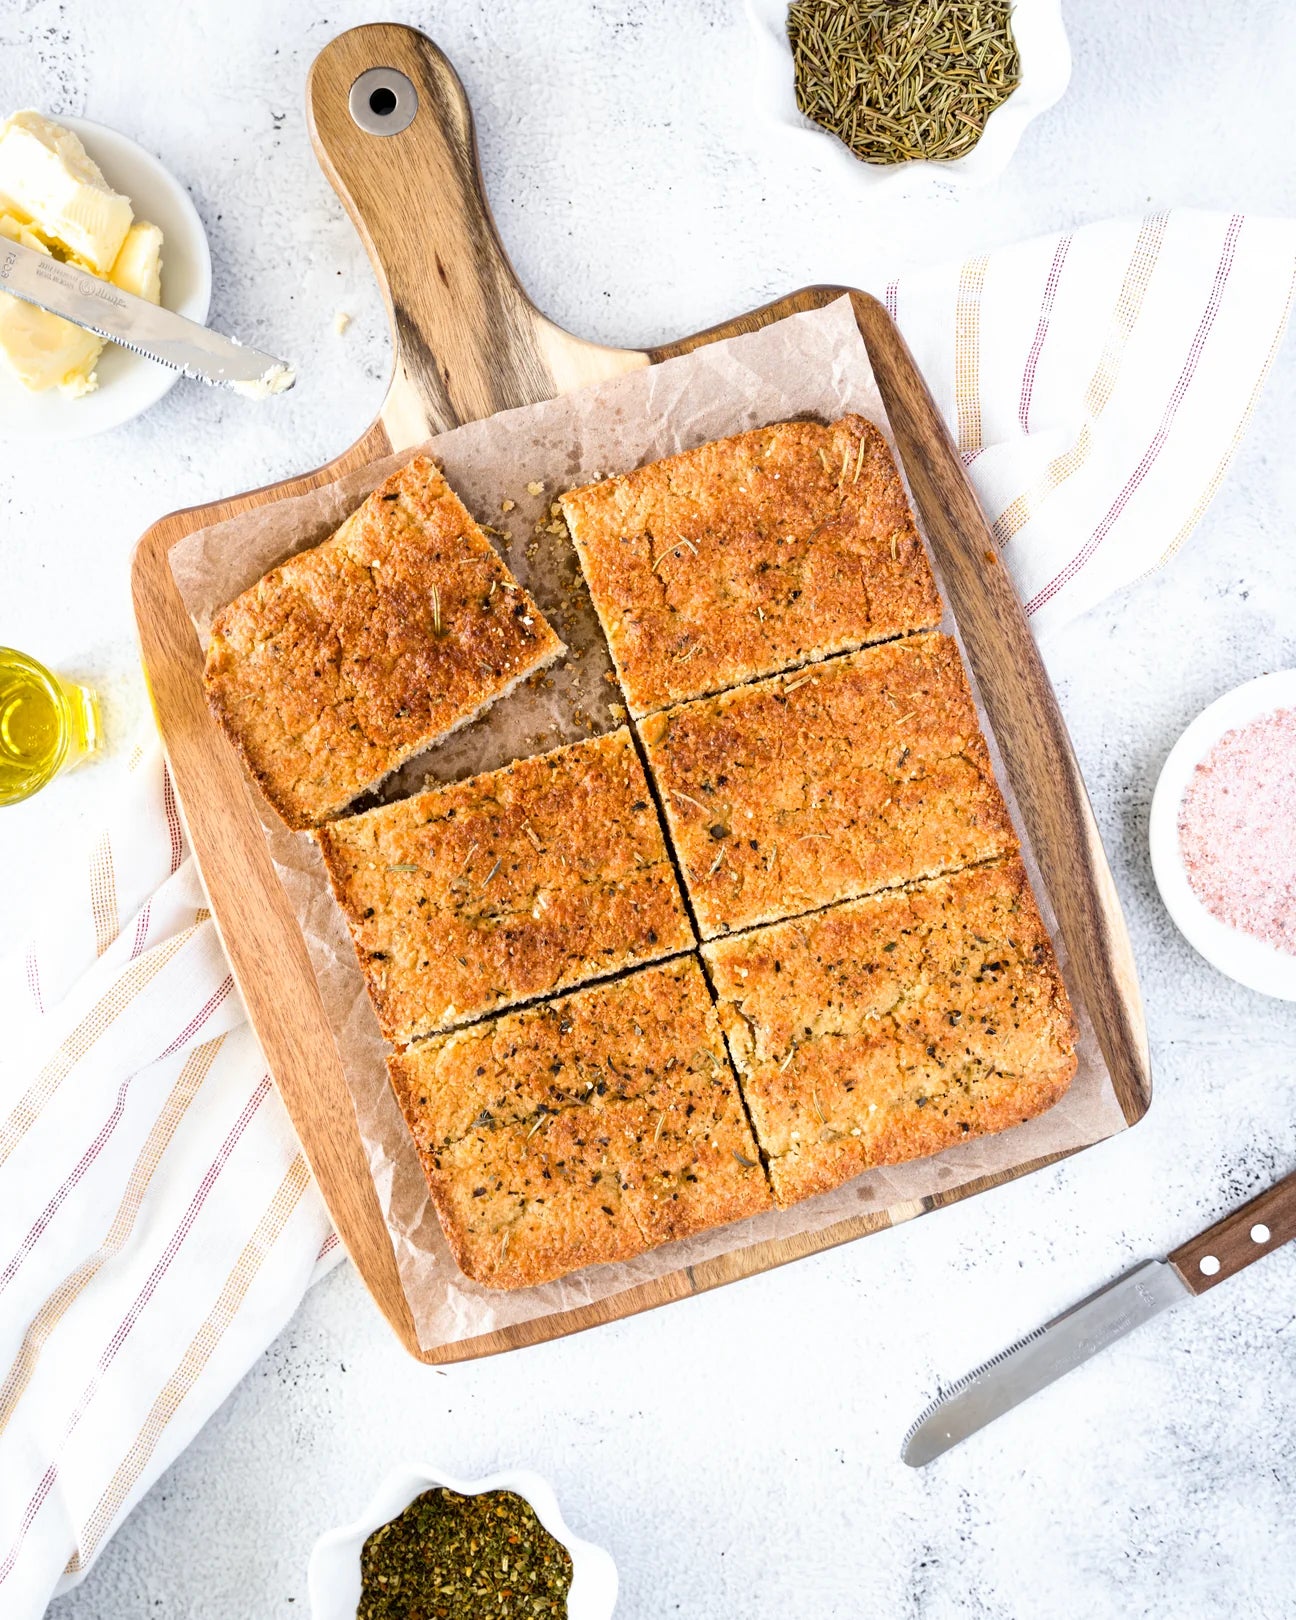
(307, 23, 642, 444)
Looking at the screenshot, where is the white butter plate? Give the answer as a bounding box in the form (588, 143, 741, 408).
(1149, 669, 1296, 1002)
(745, 0, 1071, 198)
(0, 115, 212, 441)
(308, 1463, 618, 1620)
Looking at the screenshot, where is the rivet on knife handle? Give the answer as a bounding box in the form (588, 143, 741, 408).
(1167, 1166, 1296, 1294)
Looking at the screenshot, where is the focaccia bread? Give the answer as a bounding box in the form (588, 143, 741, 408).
(641, 632, 1016, 938)
(204, 455, 564, 829)
(703, 858, 1077, 1206)
(560, 415, 940, 715)
(387, 957, 772, 1289)
(317, 728, 694, 1043)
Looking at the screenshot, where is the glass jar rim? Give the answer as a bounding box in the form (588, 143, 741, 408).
(0, 647, 72, 805)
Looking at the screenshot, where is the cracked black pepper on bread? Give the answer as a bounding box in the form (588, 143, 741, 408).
(316, 727, 693, 1043)
(702, 857, 1077, 1206)
(387, 957, 771, 1289)
(641, 632, 1017, 938)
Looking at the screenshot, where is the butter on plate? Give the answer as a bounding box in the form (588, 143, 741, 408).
(110, 220, 164, 304)
(0, 111, 164, 397)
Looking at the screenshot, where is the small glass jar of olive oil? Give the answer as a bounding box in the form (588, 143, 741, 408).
(0, 648, 100, 806)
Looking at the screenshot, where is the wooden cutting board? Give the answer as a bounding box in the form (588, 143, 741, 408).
(131, 23, 1151, 1363)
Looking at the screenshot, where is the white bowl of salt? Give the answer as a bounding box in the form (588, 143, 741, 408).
(1150, 669, 1296, 1001)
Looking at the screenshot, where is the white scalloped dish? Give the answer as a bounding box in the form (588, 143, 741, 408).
(745, 0, 1071, 197)
(308, 1463, 618, 1620)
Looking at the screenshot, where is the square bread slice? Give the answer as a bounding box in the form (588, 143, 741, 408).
(203, 455, 564, 829)
(387, 956, 773, 1289)
(316, 727, 694, 1043)
(703, 857, 1078, 1207)
(560, 415, 941, 716)
(641, 632, 1016, 938)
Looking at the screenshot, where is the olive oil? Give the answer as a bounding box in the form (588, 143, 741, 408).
(0, 648, 100, 806)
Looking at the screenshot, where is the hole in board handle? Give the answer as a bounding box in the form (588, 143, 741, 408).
(349, 68, 418, 136)
(1199, 1255, 1221, 1276)
(1251, 1224, 1270, 1244)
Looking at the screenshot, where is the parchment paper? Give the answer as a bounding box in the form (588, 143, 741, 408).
(170, 297, 1127, 1351)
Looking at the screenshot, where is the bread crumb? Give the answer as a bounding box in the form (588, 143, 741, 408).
(527, 480, 545, 496)
(333, 310, 351, 335)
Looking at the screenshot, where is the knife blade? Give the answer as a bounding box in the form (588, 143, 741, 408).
(901, 1260, 1189, 1467)
(903, 1165, 1296, 1467)
(0, 236, 294, 393)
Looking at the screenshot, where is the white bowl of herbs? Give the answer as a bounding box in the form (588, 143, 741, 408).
(746, 0, 1071, 195)
(308, 1463, 617, 1620)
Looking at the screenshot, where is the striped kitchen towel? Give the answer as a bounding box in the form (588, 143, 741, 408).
(0, 750, 337, 1616)
(886, 210, 1296, 635)
(0, 208, 1292, 1618)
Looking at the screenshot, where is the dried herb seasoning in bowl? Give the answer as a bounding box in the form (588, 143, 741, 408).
(787, 0, 1021, 165)
(358, 1488, 572, 1619)
(745, 0, 1070, 194)
(308, 1464, 617, 1620)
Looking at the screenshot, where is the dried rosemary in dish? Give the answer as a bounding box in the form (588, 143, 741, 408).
(787, 0, 1022, 165)
(358, 1487, 573, 1619)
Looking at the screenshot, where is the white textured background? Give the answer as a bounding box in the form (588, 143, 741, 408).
(1, 1, 1294, 1616)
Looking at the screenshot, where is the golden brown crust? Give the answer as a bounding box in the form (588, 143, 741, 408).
(316, 728, 694, 1043)
(203, 456, 564, 829)
(641, 633, 1017, 938)
(560, 415, 941, 716)
(387, 958, 772, 1289)
(703, 857, 1078, 1206)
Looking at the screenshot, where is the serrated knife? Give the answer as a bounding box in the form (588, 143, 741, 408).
(903, 1166, 1296, 1466)
(0, 236, 294, 392)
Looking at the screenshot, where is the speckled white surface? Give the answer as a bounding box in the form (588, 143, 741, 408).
(2, 1, 1294, 1616)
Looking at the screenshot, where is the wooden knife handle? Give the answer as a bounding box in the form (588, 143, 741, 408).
(1168, 1168, 1296, 1294)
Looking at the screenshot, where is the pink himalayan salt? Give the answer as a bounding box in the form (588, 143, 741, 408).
(1178, 705, 1296, 957)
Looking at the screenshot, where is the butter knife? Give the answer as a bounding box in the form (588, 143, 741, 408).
(0, 236, 294, 393)
(903, 1166, 1296, 1466)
